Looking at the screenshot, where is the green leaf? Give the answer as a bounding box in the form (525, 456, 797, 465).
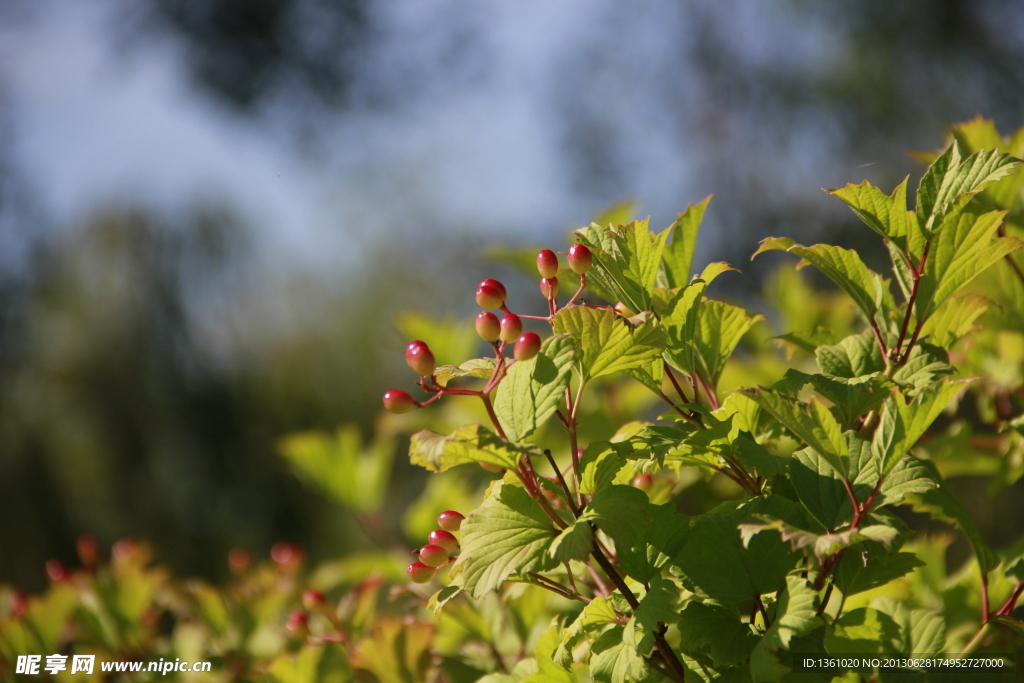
(917, 143, 1020, 233)
(660, 196, 712, 289)
(551, 306, 665, 380)
(588, 627, 649, 683)
(493, 334, 576, 441)
(623, 356, 664, 395)
(786, 370, 895, 430)
(690, 301, 765, 388)
(661, 278, 707, 375)
(827, 177, 922, 256)
(581, 485, 653, 554)
(815, 329, 885, 379)
(789, 432, 935, 531)
(634, 577, 680, 633)
(553, 597, 620, 670)
(278, 425, 395, 514)
(905, 460, 999, 574)
(872, 382, 964, 476)
(521, 624, 576, 683)
(918, 294, 990, 349)
(915, 207, 1021, 320)
(753, 238, 887, 323)
(579, 442, 631, 495)
(434, 357, 497, 387)
(548, 519, 594, 564)
(673, 496, 804, 602)
(452, 483, 558, 598)
(745, 389, 849, 478)
(890, 342, 954, 391)
(835, 549, 924, 597)
(824, 608, 902, 655)
(676, 602, 759, 668)
(409, 424, 535, 473)
(739, 515, 898, 558)
(574, 218, 670, 313)
(764, 573, 821, 651)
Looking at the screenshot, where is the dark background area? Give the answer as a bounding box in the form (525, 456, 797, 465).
(1, 0, 1023, 590)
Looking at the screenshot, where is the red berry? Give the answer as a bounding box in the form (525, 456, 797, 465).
(383, 389, 415, 413)
(499, 314, 523, 343)
(539, 277, 559, 299)
(427, 529, 459, 554)
(405, 340, 436, 376)
(537, 249, 559, 278)
(302, 590, 326, 611)
(476, 284, 505, 310)
(418, 544, 449, 568)
(228, 547, 251, 573)
(407, 561, 436, 584)
(514, 332, 542, 361)
(77, 534, 99, 568)
(567, 244, 593, 274)
(286, 611, 309, 639)
(437, 510, 465, 532)
(45, 559, 69, 582)
(271, 542, 304, 571)
(480, 278, 507, 300)
(475, 311, 501, 342)
(112, 538, 141, 562)
(632, 474, 654, 492)
(8, 591, 28, 619)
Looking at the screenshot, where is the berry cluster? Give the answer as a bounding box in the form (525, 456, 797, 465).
(406, 510, 464, 584)
(381, 245, 593, 417)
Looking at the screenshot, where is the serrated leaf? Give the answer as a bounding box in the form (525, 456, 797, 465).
(918, 294, 991, 348)
(548, 518, 593, 564)
(427, 583, 463, 620)
(745, 389, 849, 478)
(634, 577, 680, 633)
(434, 357, 498, 387)
(521, 624, 576, 683)
(588, 627, 649, 683)
(827, 177, 922, 256)
(815, 329, 885, 378)
(676, 602, 759, 668)
(579, 442, 631, 495)
(905, 460, 999, 574)
(553, 597, 619, 670)
(453, 483, 558, 598)
(690, 300, 765, 388)
(739, 515, 897, 558)
(917, 143, 1020, 233)
(762, 573, 820, 651)
(835, 549, 924, 597)
(825, 608, 902, 655)
(552, 306, 665, 380)
(803, 372, 895, 430)
(890, 342, 954, 390)
(493, 334, 576, 442)
(753, 238, 887, 324)
(660, 196, 711, 288)
(673, 496, 804, 602)
(872, 382, 964, 476)
(915, 206, 1021, 321)
(581, 485, 652, 554)
(790, 432, 935, 531)
(575, 219, 669, 313)
(409, 424, 535, 473)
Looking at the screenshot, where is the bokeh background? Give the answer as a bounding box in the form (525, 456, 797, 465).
(2, 0, 1023, 590)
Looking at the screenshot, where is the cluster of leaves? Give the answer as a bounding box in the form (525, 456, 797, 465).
(395, 118, 1024, 682)
(3, 118, 1024, 683)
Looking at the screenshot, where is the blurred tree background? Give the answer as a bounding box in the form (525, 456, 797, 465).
(1, 0, 1023, 590)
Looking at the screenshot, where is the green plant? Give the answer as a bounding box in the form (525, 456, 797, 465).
(382, 117, 1024, 681)
(3, 118, 1024, 683)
